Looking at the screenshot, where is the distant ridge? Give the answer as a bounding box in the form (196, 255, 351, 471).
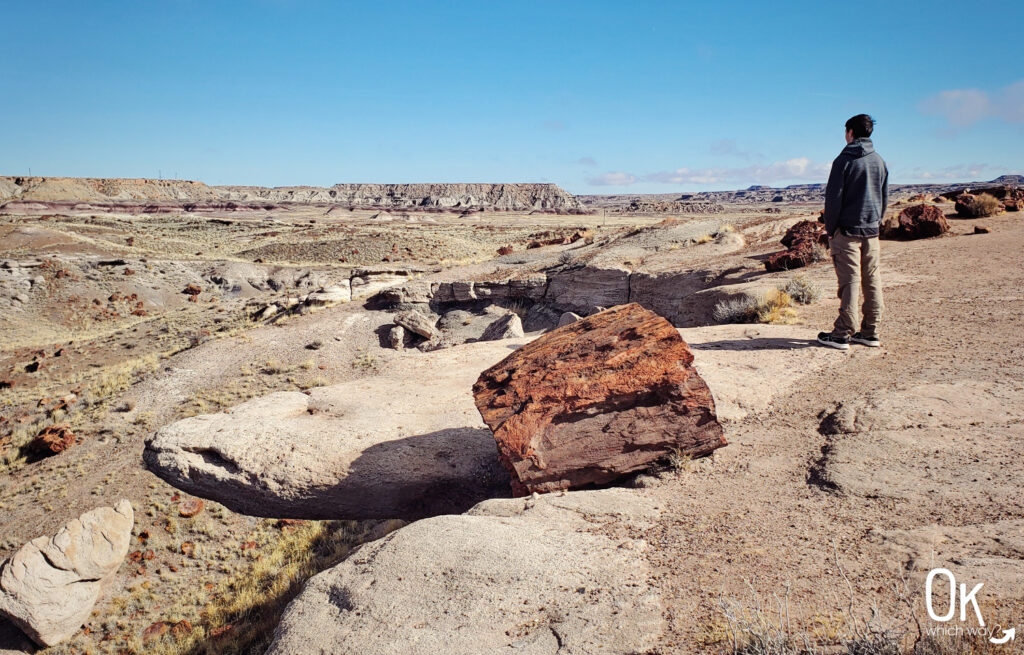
(579, 173, 1023, 208)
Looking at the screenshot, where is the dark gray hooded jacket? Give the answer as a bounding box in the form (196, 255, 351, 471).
(823, 138, 888, 238)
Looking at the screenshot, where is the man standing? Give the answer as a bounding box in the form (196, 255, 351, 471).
(817, 114, 888, 350)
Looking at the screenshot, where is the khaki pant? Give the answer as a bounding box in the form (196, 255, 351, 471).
(829, 231, 883, 338)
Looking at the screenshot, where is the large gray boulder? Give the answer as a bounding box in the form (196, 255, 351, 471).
(144, 340, 532, 520)
(557, 311, 582, 327)
(478, 313, 524, 341)
(0, 500, 134, 647)
(266, 489, 664, 655)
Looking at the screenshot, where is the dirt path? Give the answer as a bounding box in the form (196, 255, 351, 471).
(648, 213, 1024, 651)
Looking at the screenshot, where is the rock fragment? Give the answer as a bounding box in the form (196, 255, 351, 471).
(388, 325, 405, 349)
(557, 311, 582, 327)
(393, 310, 437, 340)
(764, 220, 829, 272)
(0, 500, 134, 647)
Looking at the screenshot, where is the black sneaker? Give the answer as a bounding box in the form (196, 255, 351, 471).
(817, 331, 850, 350)
(851, 332, 881, 347)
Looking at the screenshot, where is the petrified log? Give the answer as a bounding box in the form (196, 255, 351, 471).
(28, 424, 75, 457)
(473, 303, 725, 495)
(887, 204, 949, 240)
(765, 220, 829, 271)
(780, 219, 828, 249)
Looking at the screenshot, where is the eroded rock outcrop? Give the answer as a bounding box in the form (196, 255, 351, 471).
(0, 500, 133, 647)
(224, 183, 584, 212)
(0, 178, 585, 213)
(473, 303, 725, 495)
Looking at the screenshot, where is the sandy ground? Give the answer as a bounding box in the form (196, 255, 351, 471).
(2, 199, 1022, 653)
(646, 211, 1024, 652)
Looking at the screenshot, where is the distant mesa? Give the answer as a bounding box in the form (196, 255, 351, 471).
(0, 177, 584, 213)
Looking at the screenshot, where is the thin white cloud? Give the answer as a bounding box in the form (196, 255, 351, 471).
(586, 171, 637, 186)
(644, 158, 830, 185)
(904, 163, 1006, 181)
(709, 139, 762, 161)
(585, 158, 830, 188)
(920, 80, 1024, 126)
(1001, 81, 1024, 122)
(576, 156, 598, 167)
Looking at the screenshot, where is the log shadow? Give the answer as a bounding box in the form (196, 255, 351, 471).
(0, 619, 35, 654)
(690, 336, 816, 351)
(338, 426, 512, 520)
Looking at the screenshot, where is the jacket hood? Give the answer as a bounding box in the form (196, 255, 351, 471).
(842, 138, 875, 158)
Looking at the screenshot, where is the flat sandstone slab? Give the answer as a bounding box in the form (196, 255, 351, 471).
(144, 339, 530, 520)
(266, 489, 664, 655)
(474, 303, 725, 495)
(681, 323, 850, 422)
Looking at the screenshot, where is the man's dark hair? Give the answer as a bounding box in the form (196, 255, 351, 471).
(845, 114, 875, 139)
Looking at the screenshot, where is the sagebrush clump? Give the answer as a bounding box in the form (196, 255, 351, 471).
(713, 296, 759, 324)
(779, 276, 820, 305)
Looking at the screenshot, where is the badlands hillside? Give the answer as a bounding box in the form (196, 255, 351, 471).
(0, 176, 1022, 655)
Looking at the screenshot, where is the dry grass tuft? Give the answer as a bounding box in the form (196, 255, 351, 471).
(713, 290, 797, 325)
(350, 351, 379, 372)
(756, 290, 797, 324)
(713, 296, 760, 324)
(808, 243, 830, 263)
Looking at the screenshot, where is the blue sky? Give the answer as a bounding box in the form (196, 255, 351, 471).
(1, 1, 1021, 193)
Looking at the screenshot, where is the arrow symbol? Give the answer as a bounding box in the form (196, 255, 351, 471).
(990, 627, 1015, 644)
